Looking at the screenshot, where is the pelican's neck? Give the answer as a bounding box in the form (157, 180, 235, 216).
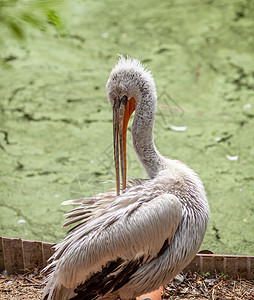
(132, 94, 167, 178)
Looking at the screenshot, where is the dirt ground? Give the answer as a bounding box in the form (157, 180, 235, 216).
(0, 270, 253, 300)
(0, 0, 254, 255)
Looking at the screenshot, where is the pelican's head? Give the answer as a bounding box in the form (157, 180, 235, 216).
(106, 56, 157, 195)
(106, 55, 156, 107)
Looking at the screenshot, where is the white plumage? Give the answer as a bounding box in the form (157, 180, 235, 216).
(43, 56, 209, 300)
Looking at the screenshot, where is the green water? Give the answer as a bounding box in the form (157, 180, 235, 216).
(0, 0, 253, 255)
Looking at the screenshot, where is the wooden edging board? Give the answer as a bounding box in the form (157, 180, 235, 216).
(0, 236, 253, 279)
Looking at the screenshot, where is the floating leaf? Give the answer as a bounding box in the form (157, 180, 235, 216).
(243, 103, 251, 110)
(170, 125, 187, 132)
(17, 219, 26, 224)
(226, 154, 239, 161)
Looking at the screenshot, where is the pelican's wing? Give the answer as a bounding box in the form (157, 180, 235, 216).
(61, 178, 148, 233)
(61, 189, 117, 233)
(43, 182, 182, 299)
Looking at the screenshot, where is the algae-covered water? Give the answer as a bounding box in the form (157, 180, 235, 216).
(0, 0, 254, 255)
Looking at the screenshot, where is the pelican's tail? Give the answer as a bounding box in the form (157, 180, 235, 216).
(42, 281, 76, 300)
(42, 285, 75, 300)
(42, 267, 76, 300)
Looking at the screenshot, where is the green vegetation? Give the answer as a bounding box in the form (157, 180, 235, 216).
(0, 0, 253, 255)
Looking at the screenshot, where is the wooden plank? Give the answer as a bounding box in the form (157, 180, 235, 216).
(0, 237, 5, 272)
(184, 255, 201, 273)
(224, 256, 237, 276)
(213, 255, 224, 274)
(2, 237, 24, 274)
(23, 240, 43, 270)
(249, 257, 254, 280)
(202, 255, 214, 274)
(237, 256, 248, 279)
(42, 242, 55, 268)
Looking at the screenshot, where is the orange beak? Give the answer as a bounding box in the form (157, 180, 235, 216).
(113, 96, 135, 195)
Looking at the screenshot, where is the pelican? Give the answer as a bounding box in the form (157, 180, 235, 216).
(43, 56, 209, 300)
